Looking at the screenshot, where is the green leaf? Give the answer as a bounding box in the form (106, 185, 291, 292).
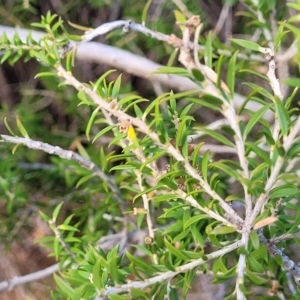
(209, 160, 241, 181)
(174, 10, 186, 31)
(176, 116, 194, 156)
(201, 150, 210, 182)
(1, 50, 12, 64)
(16, 115, 29, 138)
(205, 32, 213, 68)
(126, 252, 157, 273)
(65, 50, 74, 72)
(58, 224, 79, 232)
(120, 96, 148, 111)
(243, 103, 273, 140)
(34, 72, 57, 79)
(4, 116, 16, 136)
(209, 225, 236, 235)
(212, 266, 236, 283)
(111, 74, 122, 99)
(183, 214, 209, 230)
(153, 66, 189, 76)
(164, 237, 189, 260)
(54, 274, 74, 297)
(161, 204, 188, 218)
(216, 54, 225, 92)
(231, 39, 263, 52)
(39, 210, 50, 222)
(270, 184, 298, 199)
(283, 22, 300, 36)
(191, 142, 204, 167)
(93, 69, 116, 93)
(239, 69, 269, 81)
(155, 194, 179, 202)
(86, 106, 101, 141)
(274, 96, 289, 136)
(140, 150, 165, 172)
(188, 96, 222, 111)
(52, 202, 64, 222)
(92, 125, 115, 144)
(182, 269, 197, 299)
(246, 269, 268, 285)
(191, 226, 205, 251)
(77, 89, 91, 105)
(143, 93, 166, 121)
(109, 132, 126, 147)
(288, 210, 300, 233)
(109, 164, 136, 171)
(285, 87, 298, 109)
(243, 82, 274, 100)
(249, 231, 260, 250)
(246, 142, 270, 163)
(251, 162, 269, 179)
(109, 294, 128, 300)
(141, 0, 152, 25)
(109, 257, 120, 283)
(195, 127, 234, 147)
(133, 185, 165, 202)
(284, 78, 300, 88)
(180, 103, 194, 118)
(191, 68, 205, 82)
(226, 50, 238, 98)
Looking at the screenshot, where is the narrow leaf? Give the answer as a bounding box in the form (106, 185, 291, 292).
(164, 238, 189, 260)
(92, 125, 115, 143)
(196, 127, 234, 147)
(16, 115, 29, 138)
(86, 106, 101, 141)
(231, 39, 263, 52)
(52, 202, 64, 222)
(201, 150, 210, 182)
(227, 50, 238, 97)
(270, 184, 298, 198)
(243, 104, 273, 140)
(274, 96, 289, 136)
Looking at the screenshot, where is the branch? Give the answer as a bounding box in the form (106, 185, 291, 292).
(0, 263, 59, 292)
(135, 170, 158, 264)
(0, 24, 276, 121)
(94, 239, 243, 298)
(249, 116, 300, 225)
(0, 134, 125, 212)
(249, 0, 274, 49)
(259, 230, 300, 285)
(56, 64, 244, 228)
(175, 17, 249, 228)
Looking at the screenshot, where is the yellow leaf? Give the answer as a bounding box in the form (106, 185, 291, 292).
(127, 125, 139, 147)
(253, 216, 278, 230)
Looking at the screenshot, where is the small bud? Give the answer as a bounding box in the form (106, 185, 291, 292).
(144, 236, 153, 245)
(133, 207, 147, 215)
(119, 118, 131, 133)
(110, 99, 118, 110)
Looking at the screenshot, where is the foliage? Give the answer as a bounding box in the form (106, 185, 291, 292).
(1, 1, 300, 300)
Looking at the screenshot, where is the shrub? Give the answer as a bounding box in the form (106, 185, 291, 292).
(1, 1, 300, 299)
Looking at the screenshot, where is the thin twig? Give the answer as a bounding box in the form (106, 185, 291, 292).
(94, 239, 243, 298)
(249, 116, 300, 226)
(259, 230, 300, 285)
(249, 0, 274, 49)
(135, 170, 158, 264)
(0, 263, 60, 292)
(214, 3, 231, 36)
(0, 134, 125, 213)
